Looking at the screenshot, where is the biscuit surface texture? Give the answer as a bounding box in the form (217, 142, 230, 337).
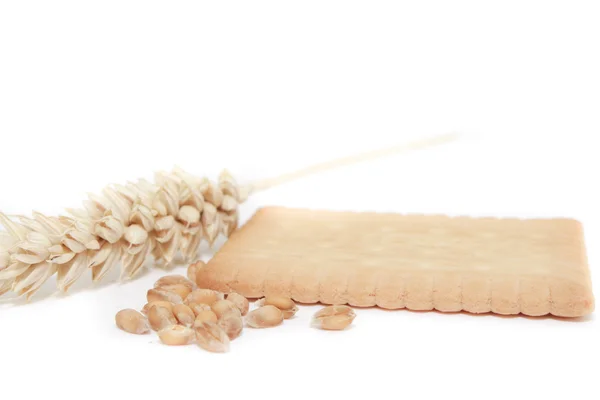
(197, 207, 594, 317)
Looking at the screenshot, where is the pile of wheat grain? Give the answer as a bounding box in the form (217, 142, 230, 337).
(116, 261, 356, 352)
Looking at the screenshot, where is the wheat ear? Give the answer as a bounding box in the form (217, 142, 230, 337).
(0, 168, 243, 298)
(0, 133, 458, 299)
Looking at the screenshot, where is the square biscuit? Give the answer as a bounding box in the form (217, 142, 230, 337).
(197, 207, 594, 317)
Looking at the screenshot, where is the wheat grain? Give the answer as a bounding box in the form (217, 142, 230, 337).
(194, 321, 230, 353)
(158, 325, 195, 346)
(226, 292, 249, 316)
(255, 296, 298, 319)
(172, 304, 195, 327)
(147, 288, 183, 304)
(193, 310, 218, 325)
(246, 305, 284, 328)
(148, 304, 178, 331)
(211, 299, 240, 319)
(185, 289, 222, 306)
(141, 301, 173, 316)
(217, 311, 243, 340)
(159, 284, 192, 301)
(154, 274, 196, 291)
(188, 303, 212, 316)
(311, 305, 355, 330)
(115, 309, 150, 334)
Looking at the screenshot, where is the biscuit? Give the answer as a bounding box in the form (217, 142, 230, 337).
(197, 207, 594, 317)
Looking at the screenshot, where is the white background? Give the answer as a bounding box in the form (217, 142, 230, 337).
(1, 1, 599, 399)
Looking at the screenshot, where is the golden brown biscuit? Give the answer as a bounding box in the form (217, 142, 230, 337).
(197, 207, 594, 317)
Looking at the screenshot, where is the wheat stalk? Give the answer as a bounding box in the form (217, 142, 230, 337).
(0, 133, 458, 299)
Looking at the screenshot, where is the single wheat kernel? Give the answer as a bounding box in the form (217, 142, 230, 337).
(147, 288, 183, 304)
(141, 301, 173, 316)
(115, 309, 150, 334)
(311, 305, 355, 330)
(154, 274, 195, 290)
(158, 325, 195, 346)
(160, 284, 192, 301)
(194, 310, 218, 325)
(256, 296, 298, 319)
(185, 289, 223, 306)
(218, 311, 243, 340)
(246, 305, 284, 328)
(226, 292, 249, 316)
(148, 304, 178, 331)
(187, 261, 205, 283)
(211, 299, 241, 319)
(172, 304, 195, 327)
(194, 321, 230, 353)
(188, 303, 212, 316)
